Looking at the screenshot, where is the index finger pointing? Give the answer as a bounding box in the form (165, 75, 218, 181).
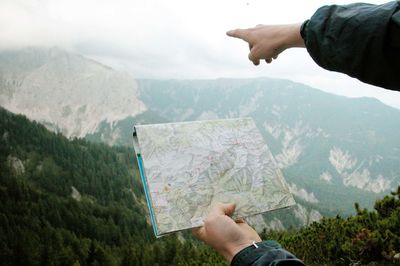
(226, 28, 250, 41)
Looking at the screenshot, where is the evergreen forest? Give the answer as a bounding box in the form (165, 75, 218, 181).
(1, 108, 399, 265)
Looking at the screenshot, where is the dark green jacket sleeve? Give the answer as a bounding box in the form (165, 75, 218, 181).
(301, 1, 400, 91)
(231, 240, 305, 266)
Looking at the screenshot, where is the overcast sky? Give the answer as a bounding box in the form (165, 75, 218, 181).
(1, 0, 399, 109)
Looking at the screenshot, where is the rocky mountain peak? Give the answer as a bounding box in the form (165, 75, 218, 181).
(0, 47, 146, 138)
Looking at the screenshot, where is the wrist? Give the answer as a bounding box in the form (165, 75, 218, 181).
(283, 23, 305, 49)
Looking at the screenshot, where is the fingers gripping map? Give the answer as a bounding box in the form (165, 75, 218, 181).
(132, 118, 295, 237)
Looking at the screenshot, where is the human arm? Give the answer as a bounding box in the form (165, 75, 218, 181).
(226, 23, 305, 66)
(227, 1, 400, 91)
(302, 1, 400, 91)
(192, 203, 305, 265)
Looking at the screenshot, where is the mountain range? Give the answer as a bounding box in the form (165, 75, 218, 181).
(1, 47, 399, 227)
(136, 78, 400, 215)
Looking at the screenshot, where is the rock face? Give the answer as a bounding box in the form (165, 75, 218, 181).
(288, 183, 319, 203)
(71, 186, 82, 202)
(329, 146, 391, 193)
(7, 155, 25, 176)
(294, 204, 323, 226)
(136, 78, 400, 214)
(0, 48, 145, 138)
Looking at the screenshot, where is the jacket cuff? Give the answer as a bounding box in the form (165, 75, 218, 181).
(230, 240, 281, 266)
(300, 19, 310, 42)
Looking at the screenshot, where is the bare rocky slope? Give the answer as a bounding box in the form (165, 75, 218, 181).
(0, 47, 145, 140)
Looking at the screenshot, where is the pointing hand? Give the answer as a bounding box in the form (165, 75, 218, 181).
(227, 23, 305, 65)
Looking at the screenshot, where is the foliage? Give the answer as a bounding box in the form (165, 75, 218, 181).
(262, 187, 400, 265)
(136, 78, 400, 215)
(1, 108, 399, 265)
(0, 108, 226, 265)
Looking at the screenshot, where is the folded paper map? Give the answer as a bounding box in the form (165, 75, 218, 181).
(132, 118, 295, 237)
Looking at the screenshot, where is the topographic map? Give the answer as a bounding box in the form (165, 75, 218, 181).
(133, 118, 295, 236)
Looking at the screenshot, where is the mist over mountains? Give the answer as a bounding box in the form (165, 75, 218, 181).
(0, 48, 145, 139)
(1, 92, 399, 265)
(136, 79, 400, 213)
(1, 47, 399, 220)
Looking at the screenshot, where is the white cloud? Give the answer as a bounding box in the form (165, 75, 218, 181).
(1, 0, 399, 108)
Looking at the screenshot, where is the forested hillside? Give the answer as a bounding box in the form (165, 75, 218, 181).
(137, 78, 400, 215)
(0, 108, 225, 265)
(1, 108, 399, 265)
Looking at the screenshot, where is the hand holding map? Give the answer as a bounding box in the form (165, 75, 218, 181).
(192, 202, 262, 263)
(132, 118, 295, 236)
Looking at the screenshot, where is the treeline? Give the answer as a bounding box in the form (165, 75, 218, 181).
(1, 107, 399, 265)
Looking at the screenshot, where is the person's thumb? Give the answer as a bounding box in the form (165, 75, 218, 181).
(192, 226, 205, 239)
(209, 202, 236, 217)
(222, 202, 236, 217)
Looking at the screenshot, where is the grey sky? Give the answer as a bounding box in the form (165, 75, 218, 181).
(1, 0, 399, 109)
